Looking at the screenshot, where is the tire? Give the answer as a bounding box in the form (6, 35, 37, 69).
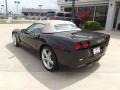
(12, 34, 19, 47)
(41, 46, 59, 71)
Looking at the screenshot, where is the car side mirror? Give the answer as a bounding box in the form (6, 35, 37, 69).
(34, 34, 40, 39)
(21, 29, 27, 33)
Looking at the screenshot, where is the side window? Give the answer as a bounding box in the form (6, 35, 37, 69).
(27, 23, 45, 34)
(57, 13, 64, 17)
(65, 13, 71, 17)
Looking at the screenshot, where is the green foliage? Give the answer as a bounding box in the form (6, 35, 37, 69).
(84, 21, 102, 31)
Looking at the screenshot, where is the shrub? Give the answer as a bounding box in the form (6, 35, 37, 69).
(83, 21, 102, 31)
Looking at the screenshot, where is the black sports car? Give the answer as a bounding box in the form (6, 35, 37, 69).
(12, 20, 110, 71)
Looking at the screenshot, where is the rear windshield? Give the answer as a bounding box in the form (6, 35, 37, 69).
(54, 24, 79, 31)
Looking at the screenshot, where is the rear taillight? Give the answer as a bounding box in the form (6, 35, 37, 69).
(82, 41, 89, 49)
(75, 43, 81, 51)
(74, 41, 90, 51)
(51, 16, 59, 20)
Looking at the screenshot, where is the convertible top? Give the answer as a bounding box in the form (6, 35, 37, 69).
(36, 20, 74, 25)
(35, 20, 81, 33)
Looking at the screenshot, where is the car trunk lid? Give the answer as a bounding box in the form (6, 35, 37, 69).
(71, 31, 109, 47)
(54, 31, 109, 47)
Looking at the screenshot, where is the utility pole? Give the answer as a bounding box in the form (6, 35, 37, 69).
(38, 5, 42, 20)
(0, 8, 2, 14)
(5, 0, 8, 18)
(14, 1, 20, 20)
(71, 0, 75, 21)
(1, 5, 4, 15)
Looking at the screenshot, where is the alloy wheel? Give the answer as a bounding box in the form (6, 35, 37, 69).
(12, 34, 17, 46)
(42, 49, 54, 69)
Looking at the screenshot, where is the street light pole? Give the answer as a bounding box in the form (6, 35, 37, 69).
(5, 0, 8, 18)
(38, 5, 42, 20)
(14, 1, 20, 20)
(0, 8, 2, 14)
(71, 0, 75, 21)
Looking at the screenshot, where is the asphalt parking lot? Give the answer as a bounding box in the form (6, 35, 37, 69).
(0, 24, 120, 90)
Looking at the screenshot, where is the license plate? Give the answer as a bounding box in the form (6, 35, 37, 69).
(93, 47, 101, 55)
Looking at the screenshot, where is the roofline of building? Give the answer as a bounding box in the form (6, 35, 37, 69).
(58, 1, 109, 7)
(22, 8, 57, 13)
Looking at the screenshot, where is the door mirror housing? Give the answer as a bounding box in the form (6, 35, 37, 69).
(33, 33, 40, 39)
(21, 29, 27, 33)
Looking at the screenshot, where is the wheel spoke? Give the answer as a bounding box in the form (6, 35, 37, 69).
(48, 57, 53, 64)
(42, 53, 46, 59)
(42, 50, 48, 57)
(13, 35, 16, 45)
(46, 60, 51, 69)
(41, 49, 54, 69)
(48, 51, 51, 57)
(42, 54, 48, 62)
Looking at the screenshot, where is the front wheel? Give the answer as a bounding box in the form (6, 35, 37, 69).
(41, 46, 59, 71)
(12, 34, 19, 47)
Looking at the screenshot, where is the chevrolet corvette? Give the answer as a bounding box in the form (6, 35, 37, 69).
(12, 20, 110, 71)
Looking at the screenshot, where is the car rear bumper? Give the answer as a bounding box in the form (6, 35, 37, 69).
(73, 53, 104, 68)
(54, 46, 107, 68)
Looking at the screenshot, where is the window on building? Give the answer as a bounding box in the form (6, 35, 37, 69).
(64, 5, 108, 27)
(23, 12, 28, 16)
(77, 6, 94, 23)
(64, 7, 77, 14)
(30, 13, 33, 16)
(64, 8, 72, 12)
(34, 13, 39, 16)
(113, 5, 120, 28)
(94, 6, 108, 27)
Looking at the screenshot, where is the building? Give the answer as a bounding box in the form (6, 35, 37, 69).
(58, 0, 120, 30)
(22, 8, 57, 20)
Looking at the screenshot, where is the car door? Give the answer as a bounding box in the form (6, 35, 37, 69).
(20, 23, 45, 49)
(20, 24, 36, 47)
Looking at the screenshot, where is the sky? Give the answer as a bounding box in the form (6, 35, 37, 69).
(0, 0, 59, 14)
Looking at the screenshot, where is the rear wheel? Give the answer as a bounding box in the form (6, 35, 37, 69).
(12, 34, 19, 47)
(41, 46, 59, 71)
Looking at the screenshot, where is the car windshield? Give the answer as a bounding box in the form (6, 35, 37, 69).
(54, 24, 80, 31)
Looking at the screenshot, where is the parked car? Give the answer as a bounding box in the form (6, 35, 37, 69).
(47, 12, 82, 27)
(47, 11, 72, 21)
(12, 20, 110, 71)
